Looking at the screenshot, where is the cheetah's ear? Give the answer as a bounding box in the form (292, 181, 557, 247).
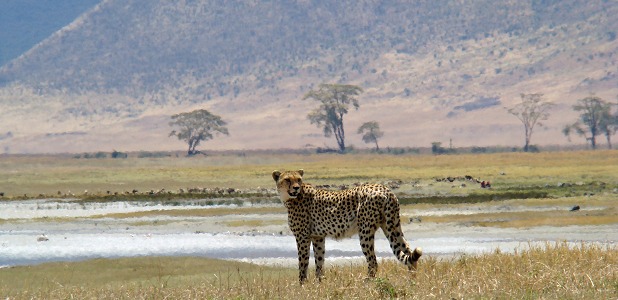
(297, 169, 304, 177)
(272, 171, 281, 182)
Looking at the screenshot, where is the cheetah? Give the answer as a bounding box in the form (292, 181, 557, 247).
(272, 169, 422, 283)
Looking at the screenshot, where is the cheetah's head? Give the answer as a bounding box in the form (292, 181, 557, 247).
(272, 169, 304, 203)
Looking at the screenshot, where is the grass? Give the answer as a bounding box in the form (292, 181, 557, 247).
(424, 207, 618, 228)
(0, 242, 615, 299)
(399, 190, 551, 205)
(401, 194, 618, 228)
(1, 150, 617, 199)
(0, 256, 295, 298)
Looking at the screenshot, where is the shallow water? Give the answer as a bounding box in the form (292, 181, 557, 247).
(1, 199, 616, 267)
(0, 198, 262, 219)
(0, 230, 538, 267)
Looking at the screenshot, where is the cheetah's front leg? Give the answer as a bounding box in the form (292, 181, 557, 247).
(295, 235, 311, 283)
(311, 237, 325, 281)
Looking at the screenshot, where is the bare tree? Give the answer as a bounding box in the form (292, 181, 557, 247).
(506, 93, 554, 152)
(303, 83, 363, 153)
(563, 96, 616, 149)
(169, 109, 229, 155)
(357, 121, 384, 151)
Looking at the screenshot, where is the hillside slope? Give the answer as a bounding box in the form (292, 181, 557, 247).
(0, 0, 616, 153)
(0, 0, 100, 66)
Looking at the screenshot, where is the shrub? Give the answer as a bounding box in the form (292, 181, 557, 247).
(111, 150, 128, 158)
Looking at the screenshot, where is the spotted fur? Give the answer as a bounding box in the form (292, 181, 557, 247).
(272, 169, 422, 283)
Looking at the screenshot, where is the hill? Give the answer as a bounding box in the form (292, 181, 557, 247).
(0, 0, 616, 153)
(0, 0, 100, 67)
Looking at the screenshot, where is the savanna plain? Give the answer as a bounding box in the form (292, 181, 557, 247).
(0, 150, 617, 299)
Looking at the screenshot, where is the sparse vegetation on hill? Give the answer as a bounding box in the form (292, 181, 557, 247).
(0, 0, 616, 153)
(2, 1, 615, 97)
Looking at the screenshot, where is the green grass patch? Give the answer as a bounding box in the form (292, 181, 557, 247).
(422, 207, 618, 228)
(0, 256, 293, 296)
(2, 150, 617, 199)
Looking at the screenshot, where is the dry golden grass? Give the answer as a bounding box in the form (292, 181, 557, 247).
(1, 242, 615, 299)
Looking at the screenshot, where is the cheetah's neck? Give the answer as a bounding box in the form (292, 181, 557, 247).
(299, 183, 317, 197)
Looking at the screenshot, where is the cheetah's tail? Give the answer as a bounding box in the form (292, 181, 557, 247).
(384, 191, 422, 270)
(400, 246, 423, 270)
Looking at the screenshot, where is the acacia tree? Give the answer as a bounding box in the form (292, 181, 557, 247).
(599, 102, 618, 149)
(563, 96, 616, 149)
(358, 121, 384, 151)
(506, 93, 554, 152)
(169, 109, 229, 155)
(303, 83, 363, 153)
